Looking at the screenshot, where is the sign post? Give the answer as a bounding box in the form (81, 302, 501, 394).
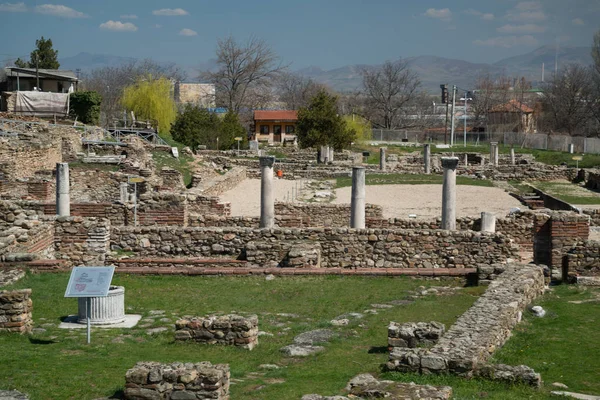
(235, 137, 242, 156)
(572, 155, 583, 169)
(65, 266, 115, 344)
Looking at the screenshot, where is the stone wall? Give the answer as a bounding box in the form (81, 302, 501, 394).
(111, 226, 519, 269)
(175, 314, 259, 350)
(187, 195, 231, 216)
(388, 321, 445, 349)
(135, 193, 187, 227)
(533, 212, 590, 276)
(566, 240, 600, 277)
(0, 133, 62, 181)
(275, 202, 383, 228)
(0, 289, 33, 334)
(54, 216, 110, 267)
(386, 263, 544, 381)
(202, 166, 246, 196)
(124, 361, 230, 400)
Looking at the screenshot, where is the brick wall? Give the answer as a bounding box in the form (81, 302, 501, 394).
(54, 216, 110, 267)
(0, 289, 33, 334)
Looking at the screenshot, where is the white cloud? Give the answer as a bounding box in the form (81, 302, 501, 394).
(473, 35, 539, 48)
(464, 9, 494, 20)
(424, 8, 452, 21)
(120, 14, 137, 19)
(34, 4, 87, 18)
(0, 2, 26, 12)
(152, 8, 188, 16)
(154, 24, 162, 29)
(572, 18, 585, 26)
(507, 1, 546, 22)
(179, 28, 197, 36)
(497, 23, 546, 34)
(100, 20, 138, 32)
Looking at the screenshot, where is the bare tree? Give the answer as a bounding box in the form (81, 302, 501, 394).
(200, 36, 287, 113)
(276, 72, 328, 109)
(540, 64, 594, 135)
(589, 30, 600, 129)
(82, 59, 185, 127)
(360, 59, 421, 129)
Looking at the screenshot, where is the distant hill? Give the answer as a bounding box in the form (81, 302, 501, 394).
(58, 45, 593, 91)
(297, 45, 593, 92)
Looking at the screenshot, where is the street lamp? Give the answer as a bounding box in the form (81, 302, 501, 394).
(460, 93, 472, 147)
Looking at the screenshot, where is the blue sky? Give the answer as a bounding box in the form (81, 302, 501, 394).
(0, 0, 598, 70)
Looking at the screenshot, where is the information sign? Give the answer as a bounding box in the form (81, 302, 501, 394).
(65, 266, 115, 298)
(572, 156, 583, 161)
(128, 177, 144, 183)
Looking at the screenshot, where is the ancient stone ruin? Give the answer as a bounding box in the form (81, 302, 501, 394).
(124, 361, 230, 400)
(0, 289, 33, 334)
(175, 314, 259, 350)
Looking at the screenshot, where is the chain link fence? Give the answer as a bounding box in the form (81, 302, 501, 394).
(370, 129, 600, 154)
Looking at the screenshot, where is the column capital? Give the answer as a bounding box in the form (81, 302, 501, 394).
(259, 156, 276, 168)
(441, 157, 459, 170)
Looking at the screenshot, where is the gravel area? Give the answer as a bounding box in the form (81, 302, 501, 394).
(332, 184, 523, 219)
(222, 179, 523, 220)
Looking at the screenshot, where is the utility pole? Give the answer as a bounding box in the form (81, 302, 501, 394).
(450, 85, 456, 146)
(35, 53, 40, 91)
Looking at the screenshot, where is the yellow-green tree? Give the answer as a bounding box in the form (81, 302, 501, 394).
(343, 114, 372, 144)
(121, 75, 176, 135)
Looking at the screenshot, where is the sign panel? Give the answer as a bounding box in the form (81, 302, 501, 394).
(572, 156, 583, 161)
(128, 177, 144, 183)
(234, 137, 242, 141)
(65, 266, 115, 298)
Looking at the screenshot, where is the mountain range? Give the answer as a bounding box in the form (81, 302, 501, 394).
(59, 45, 593, 93)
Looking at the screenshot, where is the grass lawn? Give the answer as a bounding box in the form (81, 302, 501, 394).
(530, 181, 600, 205)
(335, 173, 494, 189)
(2, 275, 598, 399)
(151, 151, 195, 187)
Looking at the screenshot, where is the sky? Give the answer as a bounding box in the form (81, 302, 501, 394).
(0, 0, 598, 70)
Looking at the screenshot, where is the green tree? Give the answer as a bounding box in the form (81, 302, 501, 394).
(343, 114, 372, 144)
(15, 36, 60, 69)
(121, 75, 177, 136)
(220, 111, 247, 150)
(171, 105, 221, 150)
(296, 90, 355, 150)
(70, 91, 102, 124)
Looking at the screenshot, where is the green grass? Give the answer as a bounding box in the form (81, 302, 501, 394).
(529, 181, 600, 205)
(0, 273, 483, 400)
(2, 274, 598, 399)
(335, 174, 494, 189)
(266, 149, 288, 159)
(68, 162, 120, 173)
(493, 284, 600, 396)
(151, 151, 195, 187)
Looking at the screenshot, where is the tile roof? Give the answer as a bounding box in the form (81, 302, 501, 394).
(254, 110, 298, 121)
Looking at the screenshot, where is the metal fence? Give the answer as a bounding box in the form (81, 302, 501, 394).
(370, 129, 600, 154)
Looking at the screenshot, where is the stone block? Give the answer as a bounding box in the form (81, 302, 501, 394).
(175, 314, 258, 350)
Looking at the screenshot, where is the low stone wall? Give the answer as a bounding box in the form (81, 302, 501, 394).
(124, 361, 230, 400)
(275, 202, 383, 228)
(111, 226, 519, 269)
(54, 216, 110, 267)
(175, 314, 259, 350)
(388, 321, 445, 349)
(187, 195, 231, 216)
(386, 263, 544, 381)
(0, 289, 33, 333)
(565, 240, 600, 277)
(202, 166, 246, 196)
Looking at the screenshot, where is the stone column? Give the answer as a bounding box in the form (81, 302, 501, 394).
(56, 162, 70, 216)
(119, 182, 128, 203)
(259, 156, 276, 229)
(489, 142, 496, 166)
(379, 147, 386, 171)
(441, 157, 459, 230)
(494, 144, 499, 166)
(329, 147, 334, 163)
(464, 153, 468, 166)
(350, 166, 366, 229)
(424, 144, 431, 174)
(568, 143, 574, 154)
(510, 148, 515, 166)
(480, 212, 496, 233)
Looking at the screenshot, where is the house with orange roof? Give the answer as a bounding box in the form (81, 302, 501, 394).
(488, 99, 536, 133)
(253, 110, 298, 143)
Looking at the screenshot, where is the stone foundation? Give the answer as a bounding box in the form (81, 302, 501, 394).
(386, 263, 545, 383)
(388, 321, 445, 349)
(175, 314, 259, 350)
(0, 289, 33, 333)
(124, 361, 230, 400)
